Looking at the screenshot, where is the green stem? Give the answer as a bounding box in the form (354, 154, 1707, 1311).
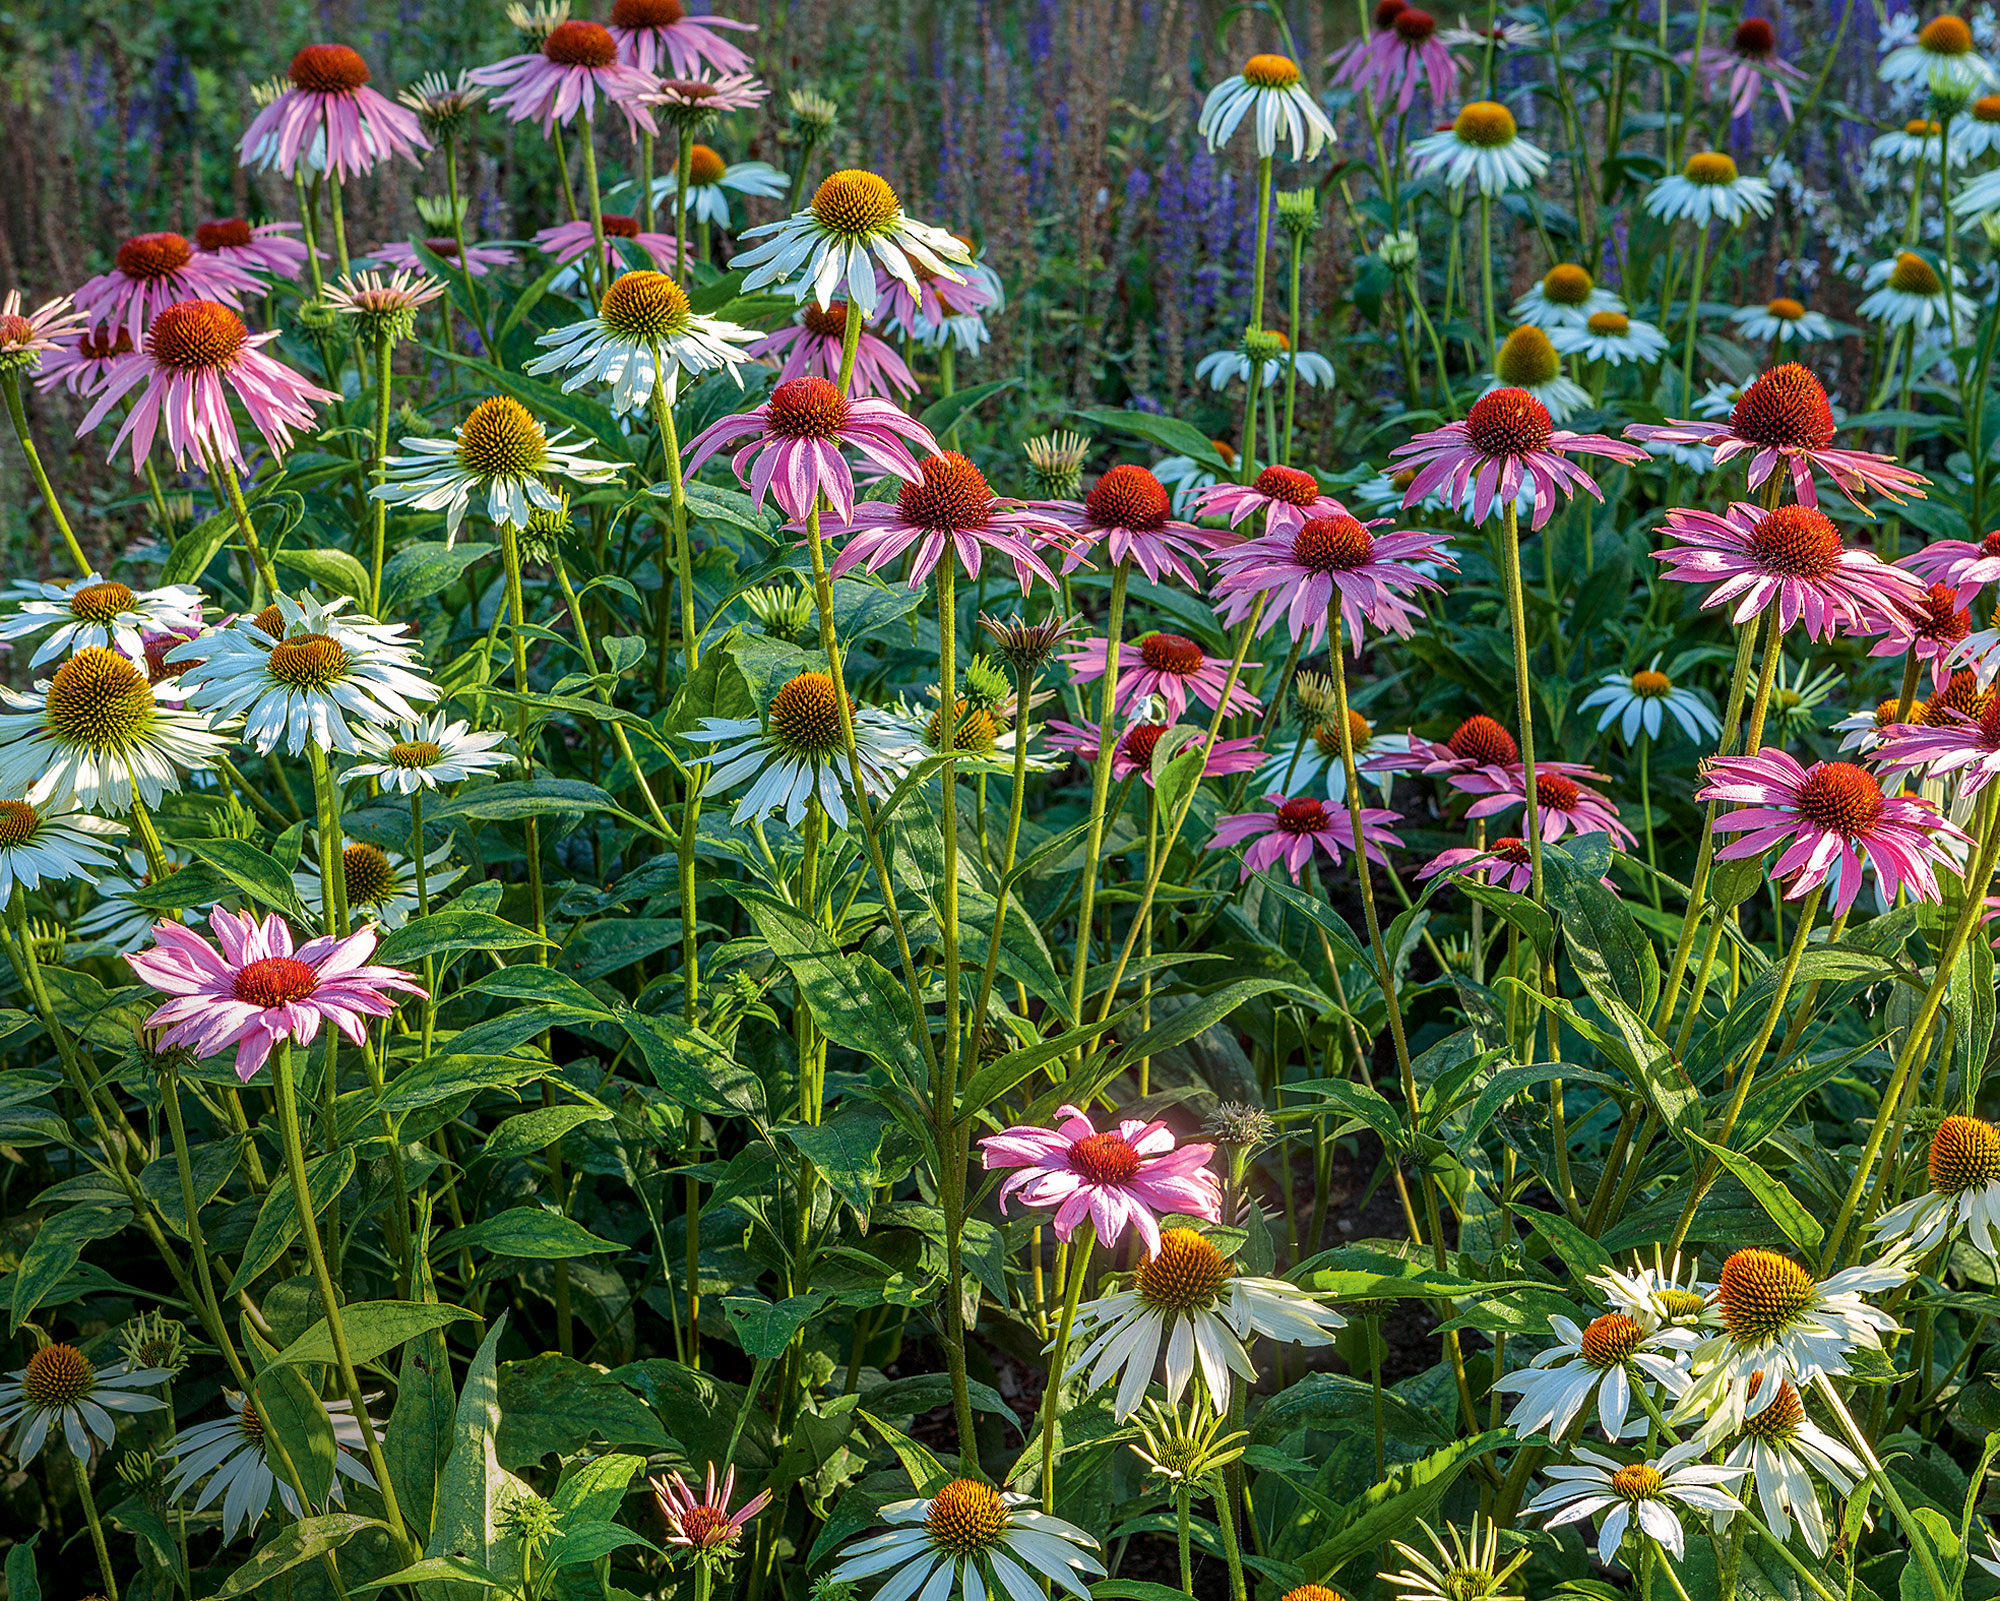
(1281, 229, 1304, 463)
(215, 455, 278, 599)
(1068, 563, 1130, 1040)
(1497, 499, 1543, 901)
(367, 334, 394, 614)
(3, 373, 89, 574)
(674, 129, 694, 288)
(73, 1453, 118, 1600)
(1039, 1223, 1094, 1510)
(1207, 1471, 1247, 1601)
(1823, 1384, 1950, 1601)
(1680, 224, 1710, 405)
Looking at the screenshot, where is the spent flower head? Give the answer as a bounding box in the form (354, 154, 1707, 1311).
(324, 268, 443, 345)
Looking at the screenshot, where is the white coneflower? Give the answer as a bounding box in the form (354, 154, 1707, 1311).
(0, 1342, 169, 1463)
(1871, 117, 1947, 164)
(0, 572, 203, 667)
(1407, 101, 1550, 194)
(1644, 151, 1775, 227)
(1589, 1251, 1717, 1334)
(1551, 310, 1670, 367)
(0, 646, 224, 814)
(1727, 296, 1835, 345)
(1879, 13, 1996, 94)
(1511, 262, 1624, 329)
(830, 1479, 1104, 1601)
(0, 798, 126, 908)
(734, 168, 972, 316)
(1955, 91, 2000, 157)
(372, 394, 622, 542)
(163, 1391, 379, 1541)
(526, 268, 756, 414)
(1857, 251, 1974, 332)
(1869, 1113, 2000, 1255)
(1197, 53, 1336, 160)
(345, 714, 509, 794)
(1526, 1442, 1744, 1568)
(1255, 707, 1409, 803)
(1383, 1516, 1530, 1601)
(1698, 1373, 1863, 1558)
(654, 141, 789, 223)
(169, 593, 436, 757)
(293, 836, 462, 928)
(1578, 661, 1723, 745)
(1491, 1310, 1697, 1443)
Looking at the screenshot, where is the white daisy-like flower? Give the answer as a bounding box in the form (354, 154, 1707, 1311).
(1871, 117, 1948, 164)
(910, 311, 991, 356)
(1551, 310, 1670, 367)
(0, 797, 126, 907)
(1832, 697, 1901, 754)
(1197, 52, 1336, 160)
(345, 714, 509, 794)
(1952, 156, 2000, 219)
(293, 836, 462, 929)
(1526, 1440, 1744, 1568)
(0, 573, 202, 668)
(1674, 1248, 1910, 1434)
(1511, 263, 1624, 330)
(1857, 250, 1974, 332)
(1407, 101, 1550, 195)
(1644, 152, 1776, 227)
(1727, 296, 1836, 345)
(734, 168, 972, 316)
(1954, 92, 2000, 158)
(1256, 714, 1408, 803)
(1589, 1251, 1718, 1334)
(1977, 1525, 2000, 1582)
(1697, 1373, 1863, 1559)
(1194, 336, 1335, 392)
(72, 847, 204, 953)
(830, 1479, 1104, 1601)
(0, 1343, 169, 1464)
(371, 394, 622, 542)
(1152, 444, 1236, 517)
(683, 670, 920, 830)
(0, 645, 225, 814)
(169, 593, 436, 757)
(1578, 661, 1723, 746)
(1482, 325, 1589, 423)
(163, 1390, 378, 1542)
(1880, 14, 1997, 94)
(525, 267, 757, 415)
(649, 142, 788, 226)
(1869, 1113, 2000, 1256)
(1491, 1310, 1698, 1444)
(1384, 1515, 1529, 1601)
(1063, 1227, 1345, 1420)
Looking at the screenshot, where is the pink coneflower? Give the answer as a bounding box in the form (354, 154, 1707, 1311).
(533, 214, 679, 273)
(237, 45, 430, 181)
(1062, 631, 1261, 723)
(1625, 364, 1929, 511)
(1700, 750, 1969, 914)
(645, 73, 768, 122)
(1364, 712, 1521, 783)
(471, 19, 659, 135)
(1051, 464, 1210, 585)
(34, 328, 134, 397)
(71, 232, 263, 345)
(0, 290, 88, 371)
(1453, 767, 1637, 847)
(1865, 582, 1971, 689)
(979, 1103, 1221, 1253)
(193, 218, 313, 281)
(1875, 699, 2000, 797)
(828, 450, 1072, 591)
(1418, 835, 1536, 892)
(1194, 464, 1350, 544)
(369, 237, 520, 278)
(683, 374, 936, 524)
(1904, 529, 2000, 605)
(78, 300, 338, 473)
(608, 0, 756, 76)
(1329, 6, 1459, 112)
(1652, 501, 1924, 641)
(1208, 512, 1454, 650)
(1046, 718, 1264, 784)
(1391, 386, 1647, 530)
(1690, 17, 1809, 120)
(872, 245, 998, 330)
(1207, 792, 1404, 883)
(126, 907, 425, 1083)
(746, 301, 916, 401)
(650, 1464, 770, 1556)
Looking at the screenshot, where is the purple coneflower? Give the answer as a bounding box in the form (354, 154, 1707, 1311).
(1062, 631, 1261, 723)
(1864, 583, 1971, 690)
(370, 237, 519, 278)
(1391, 386, 1647, 530)
(1691, 16, 1810, 119)
(1453, 767, 1637, 848)
(608, 0, 756, 76)
(1700, 751, 1969, 915)
(34, 328, 133, 398)
(1050, 464, 1209, 585)
(78, 300, 338, 473)
(872, 244, 999, 331)
(650, 1463, 770, 1557)
(979, 1104, 1220, 1253)
(1046, 718, 1264, 785)
(72, 231, 263, 345)
(193, 218, 313, 281)
(1875, 699, 2000, 797)
(127, 908, 426, 1083)
(0, 291, 87, 372)
(471, 19, 659, 135)
(1418, 835, 1537, 893)
(533, 214, 678, 273)
(682, 374, 935, 525)
(1329, 5, 1459, 112)
(237, 45, 430, 180)
(829, 451, 1071, 591)
(1208, 793, 1404, 883)
(747, 301, 916, 401)
(1904, 528, 2000, 605)
(1208, 512, 1454, 651)
(1625, 364, 1929, 511)
(1194, 463, 1349, 545)
(1652, 502, 1923, 641)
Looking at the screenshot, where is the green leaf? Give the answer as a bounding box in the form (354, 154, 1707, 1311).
(386, 1214, 457, 1546)
(377, 911, 554, 964)
(9, 1204, 131, 1329)
(3, 1531, 38, 1601)
(661, 635, 757, 737)
(227, 1148, 354, 1294)
(618, 1009, 767, 1119)
(255, 1362, 339, 1506)
(352, 1556, 507, 1595)
(431, 779, 624, 823)
(445, 1207, 623, 1260)
(1545, 840, 1658, 1016)
(211, 1514, 385, 1599)
(381, 540, 495, 611)
(1293, 1432, 1510, 1578)
(275, 546, 372, 603)
(551, 1452, 645, 1522)
(271, 1300, 480, 1370)
(1107, 979, 1295, 1075)
(855, 1408, 954, 1494)
(723, 1291, 834, 1359)
(680, 481, 780, 536)
(374, 1055, 554, 1120)
(917, 377, 1017, 439)
(1074, 407, 1230, 474)
(426, 1316, 538, 1601)
(1689, 1134, 1823, 1254)
(494, 1355, 673, 1470)
(779, 1106, 894, 1216)
(184, 837, 309, 921)
(160, 510, 235, 587)
(481, 1105, 612, 1164)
